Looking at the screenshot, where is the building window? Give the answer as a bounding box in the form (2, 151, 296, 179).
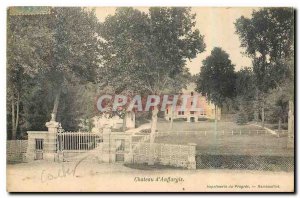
(166, 109, 168, 114)
(35, 139, 44, 150)
(190, 111, 195, 115)
(191, 91, 194, 96)
(178, 111, 185, 115)
(191, 101, 193, 106)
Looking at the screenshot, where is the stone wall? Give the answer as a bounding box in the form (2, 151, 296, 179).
(26, 131, 49, 161)
(26, 119, 59, 162)
(7, 140, 28, 163)
(132, 143, 196, 169)
(101, 127, 132, 163)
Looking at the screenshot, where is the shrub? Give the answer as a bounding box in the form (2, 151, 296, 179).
(173, 118, 187, 122)
(198, 118, 215, 122)
(140, 129, 151, 134)
(236, 111, 248, 125)
(111, 128, 124, 132)
(198, 118, 208, 121)
(135, 117, 150, 128)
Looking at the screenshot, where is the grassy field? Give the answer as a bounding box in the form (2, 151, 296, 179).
(155, 121, 293, 157)
(157, 120, 263, 132)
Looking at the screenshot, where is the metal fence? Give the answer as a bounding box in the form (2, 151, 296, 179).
(57, 131, 102, 153)
(155, 130, 274, 137)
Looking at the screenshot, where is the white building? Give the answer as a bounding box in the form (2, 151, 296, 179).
(165, 83, 221, 122)
(92, 111, 135, 132)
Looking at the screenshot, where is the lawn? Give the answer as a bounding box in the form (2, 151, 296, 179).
(157, 120, 263, 133)
(155, 121, 293, 157)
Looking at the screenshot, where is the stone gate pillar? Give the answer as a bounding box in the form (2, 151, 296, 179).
(26, 131, 48, 161)
(101, 124, 132, 163)
(44, 113, 59, 161)
(102, 125, 112, 162)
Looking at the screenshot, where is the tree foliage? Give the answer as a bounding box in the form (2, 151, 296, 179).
(235, 8, 294, 127)
(196, 47, 236, 107)
(98, 7, 205, 95)
(235, 8, 294, 93)
(234, 68, 256, 123)
(265, 84, 289, 126)
(235, 68, 255, 99)
(98, 7, 205, 164)
(7, 8, 101, 139)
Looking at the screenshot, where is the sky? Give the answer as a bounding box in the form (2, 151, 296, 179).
(94, 7, 256, 74)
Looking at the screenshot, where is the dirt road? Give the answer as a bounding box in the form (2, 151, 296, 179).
(7, 159, 294, 192)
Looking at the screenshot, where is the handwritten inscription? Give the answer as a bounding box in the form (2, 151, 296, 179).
(41, 156, 87, 183)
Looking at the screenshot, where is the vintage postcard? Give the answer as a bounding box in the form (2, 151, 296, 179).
(6, 6, 294, 192)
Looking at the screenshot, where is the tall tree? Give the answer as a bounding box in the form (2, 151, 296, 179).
(196, 47, 236, 133)
(7, 8, 101, 138)
(98, 7, 205, 164)
(7, 11, 53, 139)
(235, 8, 294, 127)
(266, 87, 289, 130)
(235, 67, 256, 123)
(46, 8, 101, 121)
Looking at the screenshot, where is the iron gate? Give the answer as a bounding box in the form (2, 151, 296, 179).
(56, 126, 102, 161)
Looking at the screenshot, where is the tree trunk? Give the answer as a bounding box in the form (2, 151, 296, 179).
(261, 94, 265, 128)
(122, 111, 127, 132)
(11, 92, 20, 140)
(15, 93, 20, 138)
(254, 89, 259, 123)
(52, 88, 61, 121)
(283, 116, 287, 124)
(214, 104, 218, 136)
(278, 118, 282, 131)
(11, 95, 16, 140)
(148, 105, 158, 165)
(287, 100, 294, 148)
(278, 118, 282, 132)
(169, 109, 173, 130)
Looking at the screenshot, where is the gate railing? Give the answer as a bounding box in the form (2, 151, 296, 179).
(57, 131, 102, 152)
(155, 129, 270, 137)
